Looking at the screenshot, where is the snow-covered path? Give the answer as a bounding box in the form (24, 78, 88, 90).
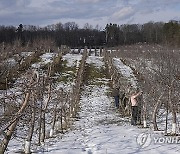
(42, 56, 138, 154)
(39, 55, 179, 154)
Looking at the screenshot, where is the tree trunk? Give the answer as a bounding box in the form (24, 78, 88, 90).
(152, 93, 164, 131)
(50, 104, 57, 137)
(165, 100, 169, 135)
(38, 100, 42, 146)
(60, 108, 63, 133)
(41, 84, 51, 143)
(142, 95, 147, 128)
(41, 112, 46, 143)
(24, 95, 36, 154)
(168, 87, 176, 135)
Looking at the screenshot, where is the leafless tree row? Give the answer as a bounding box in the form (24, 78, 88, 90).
(0, 38, 58, 90)
(0, 46, 88, 153)
(104, 44, 180, 135)
(71, 47, 88, 117)
(103, 49, 133, 117)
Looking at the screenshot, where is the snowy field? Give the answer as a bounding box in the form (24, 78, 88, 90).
(2, 50, 180, 154)
(29, 54, 180, 154)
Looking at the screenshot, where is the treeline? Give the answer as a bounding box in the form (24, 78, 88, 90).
(0, 20, 180, 47)
(105, 20, 180, 46)
(0, 22, 105, 47)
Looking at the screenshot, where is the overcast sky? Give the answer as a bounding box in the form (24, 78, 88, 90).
(0, 0, 180, 29)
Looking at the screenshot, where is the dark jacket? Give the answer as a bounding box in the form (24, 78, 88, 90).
(112, 88, 119, 97)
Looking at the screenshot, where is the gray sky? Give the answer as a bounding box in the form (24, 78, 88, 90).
(0, 0, 180, 29)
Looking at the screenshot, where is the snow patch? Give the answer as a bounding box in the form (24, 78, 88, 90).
(63, 53, 82, 67)
(86, 56, 104, 69)
(113, 58, 137, 88)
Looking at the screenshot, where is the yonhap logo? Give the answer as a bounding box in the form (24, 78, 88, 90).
(136, 133, 152, 148)
(137, 132, 180, 148)
(154, 136, 180, 144)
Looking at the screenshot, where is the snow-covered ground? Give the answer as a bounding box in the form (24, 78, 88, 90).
(33, 55, 180, 154)
(32, 52, 57, 68)
(113, 58, 137, 88)
(62, 53, 82, 67)
(2, 50, 180, 154)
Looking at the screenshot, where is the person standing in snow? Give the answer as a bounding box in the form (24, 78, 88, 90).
(121, 92, 127, 109)
(112, 87, 120, 108)
(130, 90, 142, 125)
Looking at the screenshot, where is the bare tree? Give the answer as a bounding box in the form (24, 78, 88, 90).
(0, 70, 39, 153)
